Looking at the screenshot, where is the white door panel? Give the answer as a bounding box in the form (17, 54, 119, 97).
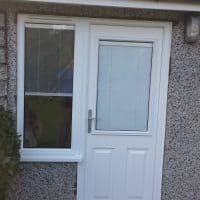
(85, 136, 154, 200)
(78, 21, 172, 200)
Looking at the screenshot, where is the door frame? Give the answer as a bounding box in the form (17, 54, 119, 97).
(77, 18, 172, 200)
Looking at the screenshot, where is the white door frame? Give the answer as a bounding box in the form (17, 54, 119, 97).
(77, 18, 172, 200)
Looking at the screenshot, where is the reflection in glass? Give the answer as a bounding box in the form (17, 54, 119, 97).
(25, 26, 74, 93)
(24, 96, 72, 148)
(96, 41, 152, 132)
(24, 24, 74, 148)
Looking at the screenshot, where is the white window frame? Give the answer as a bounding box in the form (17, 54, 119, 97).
(18, 14, 172, 163)
(17, 14, 88, 162)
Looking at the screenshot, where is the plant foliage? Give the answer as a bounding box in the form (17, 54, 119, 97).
(0, 106, 20, 199)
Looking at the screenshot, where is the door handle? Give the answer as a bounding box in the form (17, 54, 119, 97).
(88, 109, 95, 133)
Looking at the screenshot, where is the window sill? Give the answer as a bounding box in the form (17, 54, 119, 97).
(20, 149, 83, 162)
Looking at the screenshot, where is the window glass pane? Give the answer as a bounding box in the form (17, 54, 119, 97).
(25, 26, 74, 93)
(24, 96, 72, 148)
(24, 24, 74, 148)
(96, 41, 152, 132)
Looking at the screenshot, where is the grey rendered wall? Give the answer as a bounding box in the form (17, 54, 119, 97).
(0, 2, 200, 200)
(0, 12, 7, 109)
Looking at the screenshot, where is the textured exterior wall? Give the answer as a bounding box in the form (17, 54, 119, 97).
(0, 12, 7, 109)
(6, 163, 77, 200)
(162, 20, 200, 199)
(162, 20, 200, 200)
(0, 2, 200, 200)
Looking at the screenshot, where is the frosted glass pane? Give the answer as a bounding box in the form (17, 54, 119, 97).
(96, 42, 152, 131)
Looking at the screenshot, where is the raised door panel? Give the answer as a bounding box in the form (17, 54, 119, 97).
(126, 149, 147, 199)
(90, 148, 115, 200)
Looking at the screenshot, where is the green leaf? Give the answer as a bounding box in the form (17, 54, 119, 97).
(0, 106, 20, 200)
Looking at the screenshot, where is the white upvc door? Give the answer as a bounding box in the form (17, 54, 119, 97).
(77, 21, 172, 200)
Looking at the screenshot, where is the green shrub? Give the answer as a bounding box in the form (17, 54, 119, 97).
(0, 106, 20, 200)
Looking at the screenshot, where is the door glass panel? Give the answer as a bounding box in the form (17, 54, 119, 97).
(96, 41, 152, 132)
(24, 24, 74, 148)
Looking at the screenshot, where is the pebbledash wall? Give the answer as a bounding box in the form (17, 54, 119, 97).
(0, 12, 7, 109)
(0, 2, 200, 200)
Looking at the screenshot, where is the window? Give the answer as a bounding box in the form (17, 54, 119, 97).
(96, 41, 152, 131)
(24, 24, 74, 148)
(17, 15, 85, 162)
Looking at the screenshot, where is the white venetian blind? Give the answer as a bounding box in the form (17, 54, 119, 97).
(96, 41, 153, 131)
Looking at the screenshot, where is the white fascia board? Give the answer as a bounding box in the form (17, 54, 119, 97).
(20, 0, 200, 12)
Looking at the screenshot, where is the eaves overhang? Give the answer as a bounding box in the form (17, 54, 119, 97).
(15, 0, 200, 12)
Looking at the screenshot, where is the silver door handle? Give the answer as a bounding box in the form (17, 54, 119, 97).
(88, 109, 95, 133)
